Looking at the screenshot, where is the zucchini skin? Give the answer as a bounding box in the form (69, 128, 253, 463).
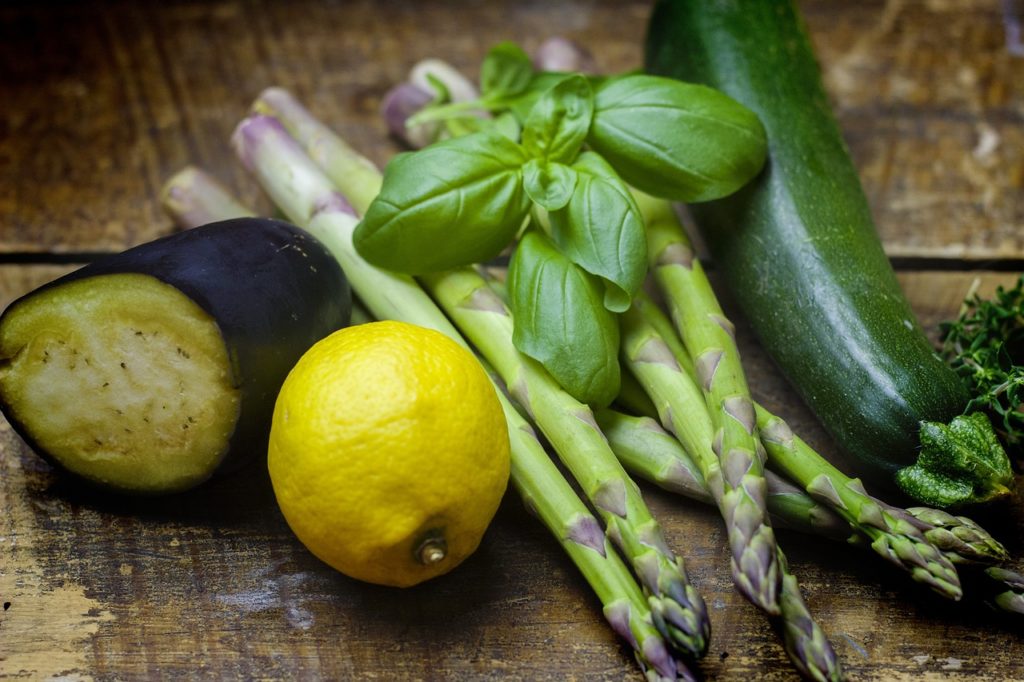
(644, 1, 969, 477)
(0, 218, 351, 491)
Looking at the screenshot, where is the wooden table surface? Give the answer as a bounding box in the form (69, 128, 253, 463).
(1, 1, 1022, 680)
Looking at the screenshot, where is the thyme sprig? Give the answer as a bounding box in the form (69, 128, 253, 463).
(941, 275, 1024, 457)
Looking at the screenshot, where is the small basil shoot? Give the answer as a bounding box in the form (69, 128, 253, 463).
(548, 152, 646, 313)
(522, 74, 594, 164)
(508, 230, 621, 407)
(480, 41, 534, 101)
(354, 131, 531, 273)
(587, 74, 767, 202)
(522, 159, 577, 211)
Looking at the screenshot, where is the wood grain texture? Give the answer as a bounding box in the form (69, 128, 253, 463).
(1, 0, 1022, 679)
(0, 0, 1020, 256)
(0, 267, 1021, 681)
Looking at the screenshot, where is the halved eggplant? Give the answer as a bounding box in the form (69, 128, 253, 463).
(0, 217, 351, 494)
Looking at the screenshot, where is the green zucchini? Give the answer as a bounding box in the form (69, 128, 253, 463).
(644, 0, 1013, 508)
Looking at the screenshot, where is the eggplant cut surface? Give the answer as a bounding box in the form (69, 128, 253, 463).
(0, 218, 351, 494)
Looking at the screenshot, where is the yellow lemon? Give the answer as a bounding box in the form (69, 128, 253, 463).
(268, 320, 510, 587)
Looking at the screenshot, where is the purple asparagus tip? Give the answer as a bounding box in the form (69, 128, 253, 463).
(231, 114, 295, 173)
(381, 82, 436, 148)
(532, 36, 598, 73)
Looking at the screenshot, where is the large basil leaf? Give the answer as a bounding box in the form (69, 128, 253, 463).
(353, 131, 530, 273)
(548, 152, 646, 313)
(508, 230, 621, 407)
(588, 74, 767, 202)
(522, 74, 594, 164)
(480, 42, 534, 100)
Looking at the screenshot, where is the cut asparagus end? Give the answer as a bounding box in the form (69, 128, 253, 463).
(0, 273, 240, 492)
(895, 413, 1014, 508)
(160, 166, 255, 228)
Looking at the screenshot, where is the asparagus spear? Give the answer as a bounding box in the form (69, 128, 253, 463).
(251, 88, 712, 660)
(595, 409, 854, 543)
(757, 409, 963, 599)
(591, 408, 843, 681)
(638, 192, 781, 614)
(774, 549, 844, 682)
(161, 166, 256, 227)
(216, 122, 682, 680)
(877, 504, 1009, 565)
(422, 268, 710, 658)
(978, 566, 1024, 615)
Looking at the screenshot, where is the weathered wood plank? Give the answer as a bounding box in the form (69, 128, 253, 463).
(1, 266, 1020, 680)
(0, 1, 1020, 256)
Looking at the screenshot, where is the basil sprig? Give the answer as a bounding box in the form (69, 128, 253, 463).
(480, 42, 534, 102)
(355, 43, 768, 405)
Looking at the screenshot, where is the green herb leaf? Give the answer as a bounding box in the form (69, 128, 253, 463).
(353, 131, 530, 273)
(424, 73, 451, 103)
(492, 111, 522, 141)
(522, 74, 594, 164)
(507, 72, 573, 122)
(522, 159, 577, 211)
(480, 42, 534, 100)
(548, 152, 646, 313)
(941, 275, 1024, 453)
(508, 230, 621, 406)
(896, 412, 1015, 508)
(587, 74, 767, 202)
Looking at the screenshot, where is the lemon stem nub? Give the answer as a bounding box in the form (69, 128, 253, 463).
(416, 536, 447, 565)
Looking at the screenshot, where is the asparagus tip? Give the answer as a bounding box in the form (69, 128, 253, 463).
(230, 114, 288, 173)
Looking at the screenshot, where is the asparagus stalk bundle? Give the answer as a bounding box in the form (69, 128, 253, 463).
(248, 90, 712, 662)
(364, 61, 843, 671)
(624, 290, 964, 601)
(598, 404, 1024, 617)
(626, 284, 1023, 614)
(170, 124, 684, 680)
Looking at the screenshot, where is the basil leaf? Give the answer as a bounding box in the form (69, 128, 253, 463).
(523, 159, 577, 211)
(424, 73, 451, 103)
(492, 111, 522, 141)
(354, 131, 530, 273)
(588, 74, 767, 202)
(507, 72, 572, 122)
(548, 152, 646, 313)
(508, 230, 621, 407)
(480, 42, 534, 100)
(522, 74, 594, 164)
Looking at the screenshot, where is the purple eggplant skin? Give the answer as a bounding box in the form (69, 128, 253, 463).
(0, 218, 351, 494)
